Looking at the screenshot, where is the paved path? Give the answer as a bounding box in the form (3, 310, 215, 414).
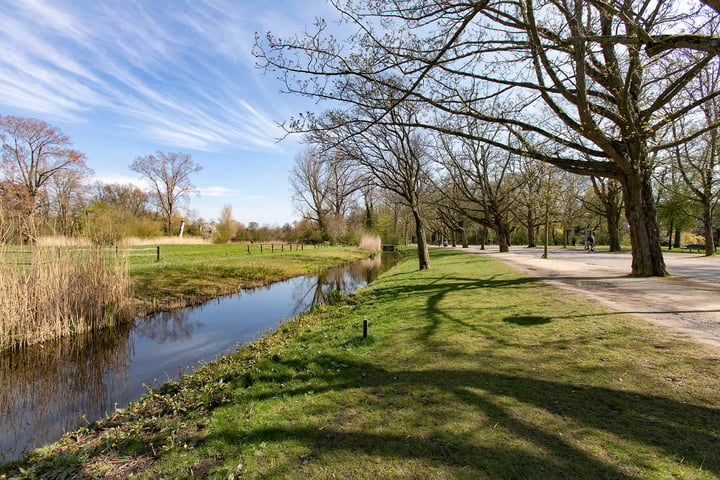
(455, 246, 720, 348)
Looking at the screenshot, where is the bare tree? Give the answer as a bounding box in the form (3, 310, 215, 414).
(0, 115, 90, 241)
(587, 178, 624, 252)
(668, 58, 720, 255)
(312, 106, 433, 269)
(129, 151, 202, 235)
(48, 169, 88, 235)
(290, 146, 363, 242)
(290, 146, 331, 240)
(436, 124, 519, 253)
(514, 159, 544, 248)
(91, 182, 149, 217)
(256, 0, 720, 276)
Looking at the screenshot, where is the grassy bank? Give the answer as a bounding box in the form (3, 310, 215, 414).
(3, 248, 720, 479)
(128, 244, 369, 315)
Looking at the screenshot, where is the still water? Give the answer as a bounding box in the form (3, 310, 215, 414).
(0, 253, 401, 461)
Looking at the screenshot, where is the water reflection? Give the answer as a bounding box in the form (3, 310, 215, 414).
(0, 325, 133, 460)
(0, 252, 401, 461)
(291, 254, 384, 312)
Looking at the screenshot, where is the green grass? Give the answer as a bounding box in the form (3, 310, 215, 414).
(127, 244, 369, 315)
(3, 247, 720, 479)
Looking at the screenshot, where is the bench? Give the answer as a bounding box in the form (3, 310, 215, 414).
(685, 243, 705, 252)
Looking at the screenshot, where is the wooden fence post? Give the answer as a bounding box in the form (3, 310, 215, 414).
(156, 246, 161, 261)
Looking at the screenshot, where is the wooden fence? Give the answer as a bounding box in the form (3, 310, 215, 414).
(242, 242, 330, 254)
(0, 242, 333, 264)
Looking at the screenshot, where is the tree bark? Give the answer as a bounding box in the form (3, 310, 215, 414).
(703, 203, 716, 256)
(622, 173, 667, 276)
(412, 208, 430, 270)
(607, 214, 620, 252)
(461, 227, 468, 248)
(496, 223, 511, 253)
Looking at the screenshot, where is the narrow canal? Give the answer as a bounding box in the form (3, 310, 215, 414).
(0, 252, 402, 462)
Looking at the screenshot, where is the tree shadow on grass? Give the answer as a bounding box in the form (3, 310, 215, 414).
(367, 271, 541, 342)
(199, 354, 719, 479)
(504, 315, 552, 326)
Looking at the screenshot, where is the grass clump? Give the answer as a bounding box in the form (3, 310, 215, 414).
(2, 248, 719, 479)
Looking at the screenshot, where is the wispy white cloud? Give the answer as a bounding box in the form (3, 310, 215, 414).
(0, 0, 317, 151)
(196, 186, 240, 197)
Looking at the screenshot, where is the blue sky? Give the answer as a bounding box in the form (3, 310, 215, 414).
(0, 0, 340, 226)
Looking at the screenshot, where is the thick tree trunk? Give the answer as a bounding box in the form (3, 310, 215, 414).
(622, 173, 667, 276)
(461, 227, 468, 248)
(674, 228, 682, 249)
(317, 212, 329, 241)
(606, 206, 621, 252)
(496, 223, 511, 253)
(703, 203, 716, 256)
(412, 209, 430, 270)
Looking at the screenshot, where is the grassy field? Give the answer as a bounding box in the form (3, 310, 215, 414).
(3, 247, 720, 479)
(127, 244, 370, 315)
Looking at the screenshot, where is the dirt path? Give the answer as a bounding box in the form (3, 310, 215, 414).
(459, 246, 720, 348)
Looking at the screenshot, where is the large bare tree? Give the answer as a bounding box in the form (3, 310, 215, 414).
(435, 123, 519, 253)
(129, 151, 202, 235)
(290, 147, 332, 240)
(669, 56, 720, 255)
(0, 115, 90, 241)
(312, 105, 433, 269)
(290, 146, 363, 242)
(257, 0, 720, 276)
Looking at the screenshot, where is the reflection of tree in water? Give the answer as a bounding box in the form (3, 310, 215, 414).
(289, 253, 401, 315)
(133, 309, 200, 343)
(0, 323, 133, 460)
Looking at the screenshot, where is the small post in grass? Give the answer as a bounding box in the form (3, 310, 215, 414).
(156, 245, 161, 262)
(363, 318, 368, 339)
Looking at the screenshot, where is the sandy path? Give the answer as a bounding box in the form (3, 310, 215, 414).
(459, 247, 720, 348)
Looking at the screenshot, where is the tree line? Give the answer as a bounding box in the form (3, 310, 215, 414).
(257, 0, 720, 276)
(0, 115, 362, 246)
(0, 115, 209, 244)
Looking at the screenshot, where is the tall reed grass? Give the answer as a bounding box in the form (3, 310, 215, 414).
(358, 233, 382, 251)
(0, 246, 133, 352)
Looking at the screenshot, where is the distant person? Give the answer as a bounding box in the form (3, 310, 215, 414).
(588, 233, 596, 252)
(572, 238, 576, 247)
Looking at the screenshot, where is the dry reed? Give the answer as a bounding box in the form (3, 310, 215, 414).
(35, 235, 93, 247)
(358, 233, 382, 251)
(0, 246, 133, 352)
(121, 236, 210, 246)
